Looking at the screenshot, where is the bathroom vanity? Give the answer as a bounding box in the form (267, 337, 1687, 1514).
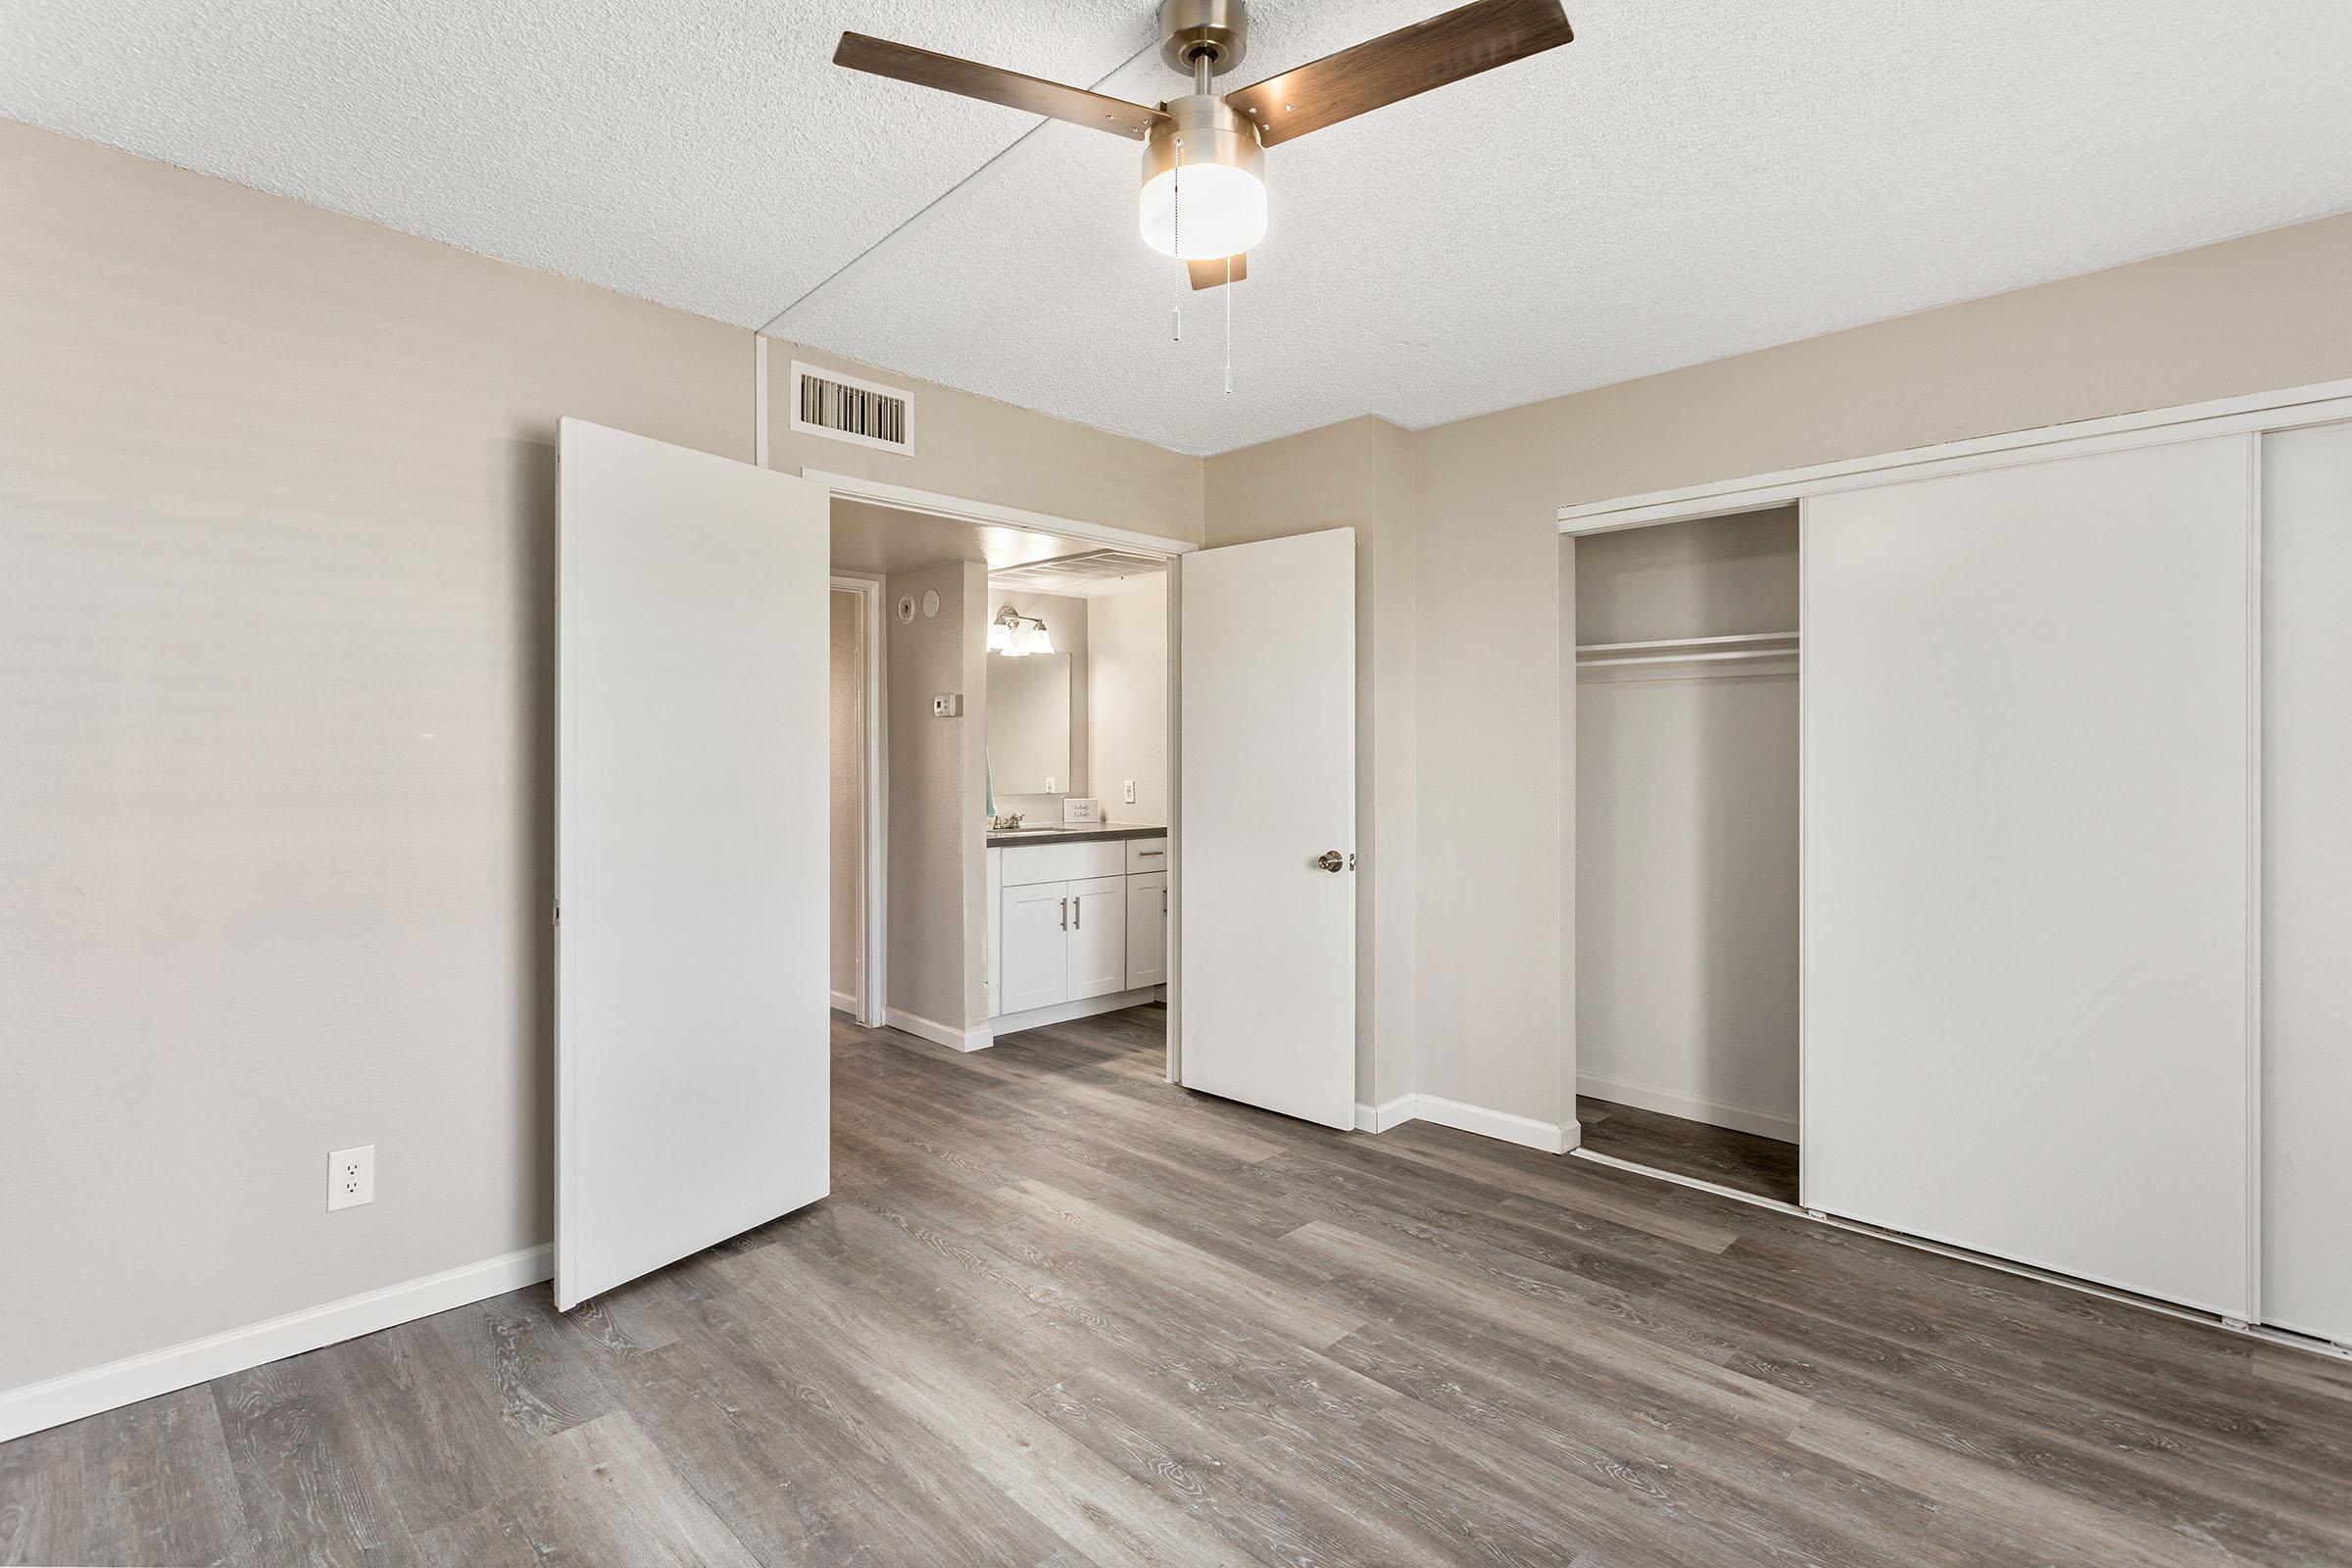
(986, 823, 1167, 1029)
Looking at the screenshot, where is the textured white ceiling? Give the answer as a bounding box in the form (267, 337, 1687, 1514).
(8, 1, 2352, 456)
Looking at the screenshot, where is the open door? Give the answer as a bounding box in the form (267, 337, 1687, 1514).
(1179, 528, 1355, 1129)
(556, 419, 830, 1309)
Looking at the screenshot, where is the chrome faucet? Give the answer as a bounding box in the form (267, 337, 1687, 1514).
(991, 812, 1024, 831)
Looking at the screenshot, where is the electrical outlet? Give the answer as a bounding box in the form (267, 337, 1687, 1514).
(1123, 780, 1137, 804)
(328, 1145, 374, 1211)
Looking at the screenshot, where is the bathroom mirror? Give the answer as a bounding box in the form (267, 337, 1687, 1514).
(988, 651, 1072, 795)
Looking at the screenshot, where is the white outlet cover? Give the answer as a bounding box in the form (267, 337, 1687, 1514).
(1123, 780, 1137, 804)
(328, 1145, 375, 1211)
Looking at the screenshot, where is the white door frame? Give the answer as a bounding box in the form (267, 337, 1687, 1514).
(800, 468, 1196, 1080)
(830, 572, 887, 1027)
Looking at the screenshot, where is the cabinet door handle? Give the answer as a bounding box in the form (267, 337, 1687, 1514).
(1059, 897, 1067, 931)
(1073, 896, 1082, 931)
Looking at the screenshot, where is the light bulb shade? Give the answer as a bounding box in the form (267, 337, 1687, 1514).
(1026, 621, 1055, 656)
(1138, 163, 1266, 259)
(987, 619, 1014, 654)
(1139, 94, 1267, 261)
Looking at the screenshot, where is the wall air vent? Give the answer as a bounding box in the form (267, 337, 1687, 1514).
(790, 362, 913, 454)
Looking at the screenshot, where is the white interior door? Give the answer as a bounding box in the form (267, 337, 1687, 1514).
(1803, 436, 2256, 1316)
(1180, 528, 1355, 1129)
(2263, 422, 2352, 1346)
(557, 418, 830, 1309)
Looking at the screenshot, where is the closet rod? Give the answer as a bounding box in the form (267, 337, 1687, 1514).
(1577, 647, 1798, 669)
(1576, 631, 1797, 658)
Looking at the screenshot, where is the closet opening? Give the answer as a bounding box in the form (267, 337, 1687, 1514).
(1570, 506, 1799, 1204)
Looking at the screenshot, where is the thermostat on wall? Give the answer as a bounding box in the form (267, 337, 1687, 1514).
(932, 693, 963, 717)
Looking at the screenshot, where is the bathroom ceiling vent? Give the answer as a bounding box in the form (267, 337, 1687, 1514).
(988, 548, 1168, 595)
(790, 362, 912, 454)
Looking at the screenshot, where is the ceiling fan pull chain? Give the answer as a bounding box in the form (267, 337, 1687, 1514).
(1224, 254, 1234, 394)
(1170, 137, 1186, 340)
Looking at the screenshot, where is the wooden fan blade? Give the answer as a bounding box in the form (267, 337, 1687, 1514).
(834, 32, 1170, 140)
(1224, 0, 1573, 147)
(1187, 254, 1248, 290)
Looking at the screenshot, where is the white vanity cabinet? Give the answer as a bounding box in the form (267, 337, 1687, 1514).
(1066, 876, 1128, 1000)
(1125, 871, 1167, 989)
(999, 879, 1071, 1014)
(993, 835, 1167, 1026)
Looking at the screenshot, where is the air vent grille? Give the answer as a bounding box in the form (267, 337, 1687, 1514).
(790, 362, 913, 454)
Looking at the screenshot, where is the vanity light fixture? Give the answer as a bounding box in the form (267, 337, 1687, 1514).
(990, 607, 1055, 657)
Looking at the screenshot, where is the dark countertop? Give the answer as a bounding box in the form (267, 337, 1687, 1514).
(987, 823, 1167, 849)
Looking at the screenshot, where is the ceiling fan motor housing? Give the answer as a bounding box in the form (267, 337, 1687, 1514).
(1158, 0, 1249, 76)
(1144, 94, 1265, 185)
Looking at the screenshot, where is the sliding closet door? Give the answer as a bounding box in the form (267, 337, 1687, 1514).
(2263, 423, 2352, 1346)
(1804, 436, 2256, 1316)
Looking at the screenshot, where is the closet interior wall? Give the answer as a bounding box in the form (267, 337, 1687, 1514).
(1572, 509, 1800, 1145)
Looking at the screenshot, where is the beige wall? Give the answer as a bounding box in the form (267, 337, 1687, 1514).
(0, 120, 751, 1393)
(1203, 416, 1417, 1109)
(1409, 209, 2352, 1129)
(1086, 573, 1170, 829)
(884, 560, 988, 1033)
(768, 347, 1203, 546)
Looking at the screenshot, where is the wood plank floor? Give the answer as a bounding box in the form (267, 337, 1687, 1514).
(1576, 1095, 1801, 1203)
(8, 1004, 2351, 1566)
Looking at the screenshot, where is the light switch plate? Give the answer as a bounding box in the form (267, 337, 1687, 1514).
(1123, 780, 1137, 805)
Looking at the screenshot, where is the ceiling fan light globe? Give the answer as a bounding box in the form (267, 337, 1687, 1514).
(1137, 162, 1267, 259)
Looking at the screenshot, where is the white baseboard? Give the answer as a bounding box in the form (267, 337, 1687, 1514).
(829, 990, 860, 1016)
(989, 987, 1164, 1037)
(1576, 1072, 1798, 1144)
(884, 1006, 994, 1053)
(1414, 1094, 1579, 1154)
(0, 1244, 552, 1445)
(1353, 1093, 1577, 1154)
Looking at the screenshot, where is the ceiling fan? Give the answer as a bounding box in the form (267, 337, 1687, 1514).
(835, 0, 1575, 291)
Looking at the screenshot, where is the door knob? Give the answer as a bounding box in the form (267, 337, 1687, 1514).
(1316, 851, 1345, 872)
